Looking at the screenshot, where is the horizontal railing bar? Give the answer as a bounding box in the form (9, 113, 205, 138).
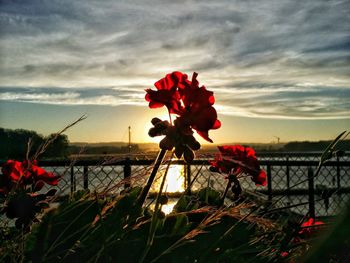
(257, 187, 350, 195)
(1, 159, 349, 167)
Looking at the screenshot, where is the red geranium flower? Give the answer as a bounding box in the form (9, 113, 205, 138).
(1, 160, 60, 192)
(145, 71, 189, 114)
(211, 145, 267, 186)
(176, 73, 221, 142)
(298, 218, 325, 237)
(2, 160, 31, 182)
(30, 161, 60, 186)
(146, 71, 220, 142)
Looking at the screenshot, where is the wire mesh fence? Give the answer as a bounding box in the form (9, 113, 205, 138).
(20, 153, 350, 217)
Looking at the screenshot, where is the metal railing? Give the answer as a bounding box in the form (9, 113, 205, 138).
(1, 155, 350, 217)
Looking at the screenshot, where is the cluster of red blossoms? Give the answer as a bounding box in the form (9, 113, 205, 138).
(0, 160, 60, 195)
(145, 72, 221, 161)
(210, 145, 267, 186)
(1, 160, 60, 229)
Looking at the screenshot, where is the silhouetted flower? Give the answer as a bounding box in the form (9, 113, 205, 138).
(210, 145, 267, 186)
(145, 71, 220, 162)
(145, 71, 189, 114)
(176, 72, 221, 142)
(3, 190, 55, 230)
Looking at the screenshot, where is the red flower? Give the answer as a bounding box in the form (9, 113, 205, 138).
(145, 71, 189, 114)
(2, 160, 31, 182)
(30, 162, 60, 186)
(145, 71, 221, 142)
(280, 251, 289, 258)
(176, 73, 221, 142)
(211, 145, 267, 186)
(298, 218, 325, 237)
(1, 160, 60, 192)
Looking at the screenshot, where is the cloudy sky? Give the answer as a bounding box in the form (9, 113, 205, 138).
(0, 0, 349, 143)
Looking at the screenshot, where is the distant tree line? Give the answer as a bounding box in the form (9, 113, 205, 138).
(281, 140, 350, 152)
(0, 128, 69, 159)
(68, 144, 140, 155)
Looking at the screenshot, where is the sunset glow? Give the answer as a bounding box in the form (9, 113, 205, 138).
(0, 1, 349, 143)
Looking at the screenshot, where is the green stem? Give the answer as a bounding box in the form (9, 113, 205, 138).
(220, 180, 232, 206)
(139, 152, 174, 263)
(137, 149, 167, 206)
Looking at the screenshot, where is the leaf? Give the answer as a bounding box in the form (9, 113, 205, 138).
(320, 131, 347, 164)
(303, 200, 350, 263)
(25, 199, 100, 263)
(154, 215, 258, 263)
(198, 187, 221, 206)
(45, 189, 57, 197)
(173, 195, 192, 212)
(161, 214, 190, 236)
(65, 187, 143, 262)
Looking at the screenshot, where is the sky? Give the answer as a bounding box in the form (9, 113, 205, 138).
(0, 0, 349, 144)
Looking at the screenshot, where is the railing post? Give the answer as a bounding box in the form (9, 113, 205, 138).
(124, 158, 131, 189)
(286, 156, 290, 192)
(267, 165, 272, 202)
(186, 164, 191, 195)
(83, 166, 89, 190)
(286, 156, 291, 205)
(308, 167, 315, 219)
(70, 166, 75, 194)
(336, 156, 341, 191)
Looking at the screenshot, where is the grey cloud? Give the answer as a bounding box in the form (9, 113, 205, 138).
(0, 0, 349, 119)
(1, 81, 349, 119)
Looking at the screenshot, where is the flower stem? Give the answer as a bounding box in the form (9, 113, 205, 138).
(220, 180, 232, 206)
(137, 149, 167, 206)
(139, 152, 174, 263)
(168, 111, 172, 125)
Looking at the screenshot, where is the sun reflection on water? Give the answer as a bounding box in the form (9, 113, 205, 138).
(152, 164, 185, 193)
(150, 164, 185, 214)
(149, 199, 177, 215)
(161, 201, 176, 214)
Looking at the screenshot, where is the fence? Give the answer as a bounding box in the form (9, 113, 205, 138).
(3, 153, 350, 217)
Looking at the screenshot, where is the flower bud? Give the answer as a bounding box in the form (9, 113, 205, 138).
(151, 117, 162, 125)
(160, 136, 174, 150)
(188, 140, 201, 151)
(155, 120, 170, 130)
(33, 180, 45, 192)
(209, 166, 220, 173)
(184, 135, 201, 150)
(184, 146, 194, 163)
(174, 144, 185, 159)
(46, 189, 57, 197)
(159, 195, 168, 205)
(148, 127, 160, 137)
(231, 181, 242, 199)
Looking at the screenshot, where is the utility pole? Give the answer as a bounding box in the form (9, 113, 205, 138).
(274, 136, 280, 144)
